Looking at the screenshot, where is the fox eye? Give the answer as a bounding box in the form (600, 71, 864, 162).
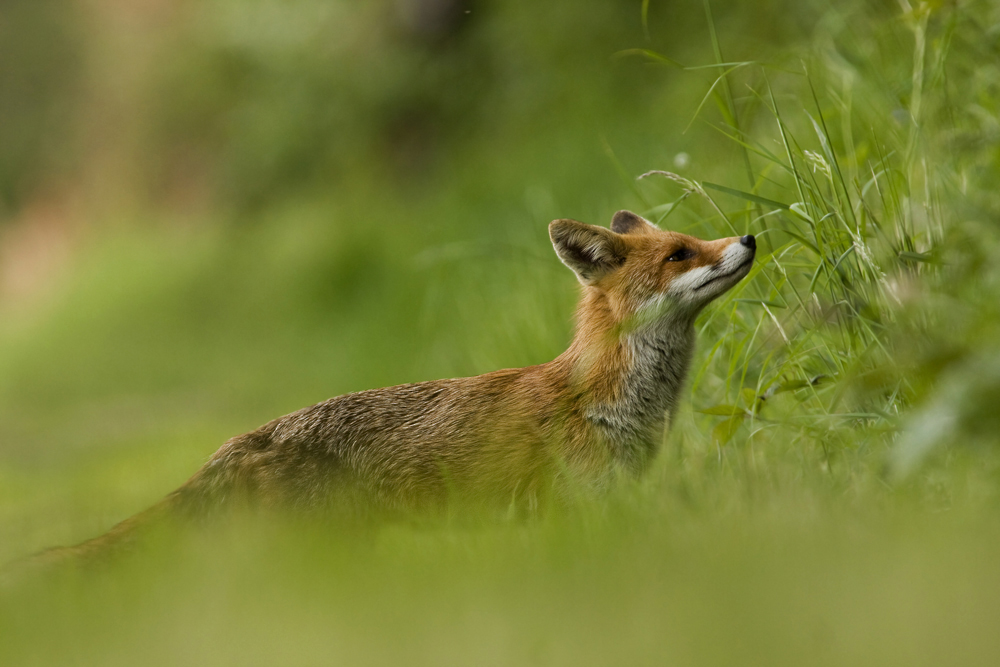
(665, 248, 693, 262)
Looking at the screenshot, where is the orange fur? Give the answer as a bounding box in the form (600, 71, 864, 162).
(13, 210, 755, 567)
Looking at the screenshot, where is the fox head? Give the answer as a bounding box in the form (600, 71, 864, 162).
(549, 210, 755, 323)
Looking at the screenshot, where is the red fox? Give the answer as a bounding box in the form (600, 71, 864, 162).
(21, 210, 755, 564)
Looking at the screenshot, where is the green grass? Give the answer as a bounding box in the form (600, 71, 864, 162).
(2, 1, 1000, 664)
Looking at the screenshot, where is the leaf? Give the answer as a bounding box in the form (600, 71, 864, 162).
(781, 379, 811, 391)
(612, 48, 685, 69)
(698, 404, 749, 417)
(702, 181, 790, 210)
(740, 388, 758, 408)
(762, 375, 830, 399)
(712, 415, 744, 445)
(831, 245, 857, 274)
(898, 251, 942, 264)
(734, 298, 788, 308)
(781, 228, 821, 256)
(764, 380, 809, 399)
(789, 202, 815, 223)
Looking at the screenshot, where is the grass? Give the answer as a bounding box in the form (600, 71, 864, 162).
(2, 1, 1000, 665)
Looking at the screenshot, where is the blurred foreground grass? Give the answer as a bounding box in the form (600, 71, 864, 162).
(5, 494, 1000, 666)
(2, 0, 1000, 664)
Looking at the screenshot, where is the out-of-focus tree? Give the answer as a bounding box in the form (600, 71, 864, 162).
(0, 0, 84, 220)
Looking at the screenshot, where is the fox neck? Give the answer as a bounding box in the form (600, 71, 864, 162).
(560, 289, 696, 474)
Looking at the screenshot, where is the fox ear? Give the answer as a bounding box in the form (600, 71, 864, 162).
(549, 219, 628, 286)
(610, 210, 657, 235)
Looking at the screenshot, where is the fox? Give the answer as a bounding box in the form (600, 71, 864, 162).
(16, 210, 755, 567)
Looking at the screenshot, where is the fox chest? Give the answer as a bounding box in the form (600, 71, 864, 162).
(585, 329, 694, 473)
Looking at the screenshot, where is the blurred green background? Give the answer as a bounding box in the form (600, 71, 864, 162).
(2, 0, 1000, 664)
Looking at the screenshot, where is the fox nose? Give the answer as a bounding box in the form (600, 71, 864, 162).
(740, 234, 756, 250)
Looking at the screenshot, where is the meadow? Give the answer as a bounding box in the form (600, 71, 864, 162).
(1, 0, 999, 664)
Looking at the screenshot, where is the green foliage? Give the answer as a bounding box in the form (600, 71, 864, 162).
(644, 0, 1000, 480)
(2, 1, 1000, 665)
(0, 0, 83, 213)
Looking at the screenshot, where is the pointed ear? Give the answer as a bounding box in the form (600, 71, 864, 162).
(549, 219, 628, 285)
(610, 210, 657, 235)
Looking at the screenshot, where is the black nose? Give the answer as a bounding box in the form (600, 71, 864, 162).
(740, 234, 756, 250)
